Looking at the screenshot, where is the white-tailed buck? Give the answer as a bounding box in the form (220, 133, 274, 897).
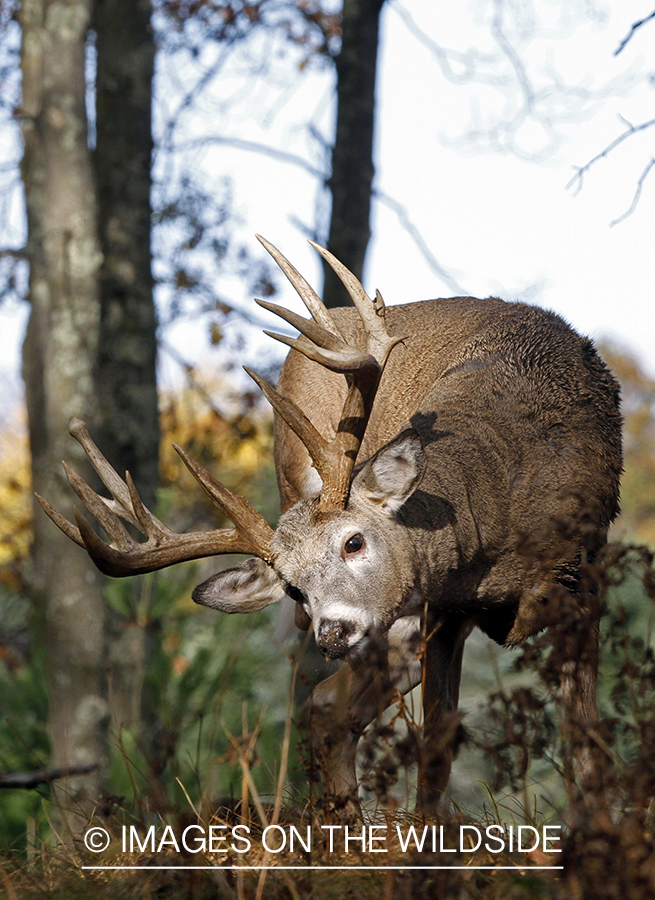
(39, 237, 622, 813)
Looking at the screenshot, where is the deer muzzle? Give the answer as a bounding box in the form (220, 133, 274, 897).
(317, 619, 357, 660)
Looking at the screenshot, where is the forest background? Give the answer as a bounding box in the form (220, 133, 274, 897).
(0, 1, 654, 897)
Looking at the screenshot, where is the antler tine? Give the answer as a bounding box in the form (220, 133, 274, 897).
(243, 367, 331, 486)
(262, 331, 376, 373)
(254, 298, 341, 352)
(63, 461, 136, 549)
(35, 493, 86, 548)
(39, 420, 275, 577)
(173, 443, 274, 562)
(255, 298, 377, 373)
(125, 471, 169, 540)
(256, 234, 340, 337)
(66, 419, 169, 536)
(68, 418, 133, 511)
(245, 365, 373, 509)
(308, 241, 404, 365)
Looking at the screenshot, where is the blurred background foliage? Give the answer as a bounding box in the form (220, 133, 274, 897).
(0, 411, 30, 587)
(602, 345, 655, 548)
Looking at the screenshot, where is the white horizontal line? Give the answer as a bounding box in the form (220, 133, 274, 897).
(82, 865, 564, 871)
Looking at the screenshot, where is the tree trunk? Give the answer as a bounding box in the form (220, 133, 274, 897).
(93, 0, 159, 506)
(323, 0, 385, 308)
(20, 0, 105, 830)
(92, 0, 160, 738)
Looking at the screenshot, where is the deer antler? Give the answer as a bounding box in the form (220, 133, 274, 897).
(252, 237, 405, 509)
(38, 238, 403, 573)
(36, 418, 274, 576)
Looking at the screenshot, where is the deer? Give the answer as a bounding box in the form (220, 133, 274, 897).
(38, 236, 622, 814)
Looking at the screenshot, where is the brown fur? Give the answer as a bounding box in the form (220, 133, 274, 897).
(273, 296, 621, 810)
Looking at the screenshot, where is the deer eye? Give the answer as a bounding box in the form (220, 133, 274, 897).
(344, 533, 365, 555)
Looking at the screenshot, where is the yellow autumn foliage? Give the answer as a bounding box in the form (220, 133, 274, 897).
(159, 372, 274, 500)
(601, 345, 655, 548)
(0, 411, 31, 582)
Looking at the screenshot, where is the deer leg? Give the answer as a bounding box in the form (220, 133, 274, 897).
(303, 615, 422, 815)
(417, 615, 473, 814)
(559, 611, 602, 793)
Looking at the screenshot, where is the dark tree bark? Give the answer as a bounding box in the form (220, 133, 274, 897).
(92, 0, 160, 735)
(20, 0, 106, 828)
(323, 0, 385, 308)
(93, 0, 159, 507)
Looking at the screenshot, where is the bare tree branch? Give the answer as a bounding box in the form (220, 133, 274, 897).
(168, 135, 325, 181)
(566, 115, 655, 196)
(374, 191, 467, 295)
(0, 247, 25, 260)
(491, 0, 534, 114)
(610, 157, 655, 227)
(392, 0, 647, 165)
(0, 764, 97, 790)
(390, 0, 494, 85)
(615, 9, 655, 56)
(156, 42, 234, 161)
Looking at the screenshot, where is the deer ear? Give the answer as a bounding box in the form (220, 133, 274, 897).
(351, 430, 426, 514)
(192, 557, 285, 613)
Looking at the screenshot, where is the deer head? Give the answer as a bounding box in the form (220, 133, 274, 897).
(38, 238, 422, 660)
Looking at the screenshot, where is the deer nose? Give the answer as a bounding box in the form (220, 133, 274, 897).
(317, 619, 355, 660)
